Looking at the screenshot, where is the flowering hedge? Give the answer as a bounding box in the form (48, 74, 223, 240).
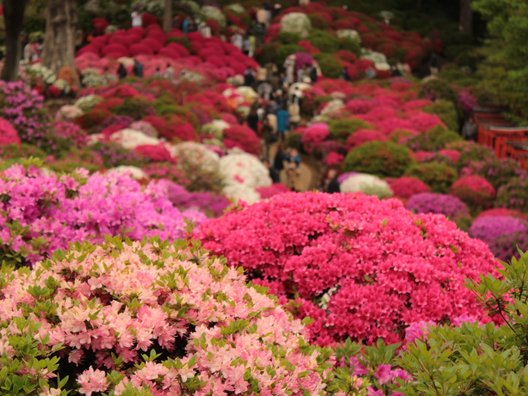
(340, 173, 393, 199)
(0, 239, 328, 395)
(0, 165, 205, 266)
(195, 192, 498, 345)
(344, 141, 414, 177)
(469, 216, 528, 261)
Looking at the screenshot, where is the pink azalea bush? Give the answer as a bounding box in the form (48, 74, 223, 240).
(0, 165, 205, 266)
(195, 192, 499, 345)
(450, 175, 496, 209)
(0, 117, 21, 146)
(0, 239, 330, 395)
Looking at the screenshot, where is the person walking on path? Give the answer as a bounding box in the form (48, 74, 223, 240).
(247, 104, 260, 133)
(133, 59, 144, 78)
(117, 63, 127, 80)
(285, 147, 302, 191)
(276, 106, 289, 140)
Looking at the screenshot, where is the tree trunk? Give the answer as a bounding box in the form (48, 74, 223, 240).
(163, 0, 173, 33)
(459, 0, 473, 36)
(1, 0, 29, 81)
(42, 0, 78, 74)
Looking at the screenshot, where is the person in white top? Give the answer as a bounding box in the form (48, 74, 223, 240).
(131, 11, 142, 27)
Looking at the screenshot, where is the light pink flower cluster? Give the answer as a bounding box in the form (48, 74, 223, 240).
(0, 165, 205, 265)
(195, 192, 499, 345)
(0, 239, 326, 395)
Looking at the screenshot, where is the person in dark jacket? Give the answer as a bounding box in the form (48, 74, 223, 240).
(117, 63, 127, 80)
(133, 59, 144, 78)
(247, 104, 260, 133)
(273, 144, 287, 172)
(323, 168, 340, 193)
(263, 159, 280, 183)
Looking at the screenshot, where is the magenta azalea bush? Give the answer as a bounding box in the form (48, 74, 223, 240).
(469, 216, 528, 261)
(0, 117, 21, 146)
(0, 165, 205, 266)
(0, 239, 331, 395)
(0, 81, 50, 146)
(195, 192, 498, 345)
(406, 192, 470, 225)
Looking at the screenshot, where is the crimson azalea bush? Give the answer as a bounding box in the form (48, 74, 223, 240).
(0, 117, 21, 146)
(222, 125, 261, 156)
(450, 175, 495, 209)
(344, 141, 414, 178)
(0, 238, 332, 395)
(195, 192, 498, 346)
(0, 165, 205, 266)
(388, 176, 430, 200)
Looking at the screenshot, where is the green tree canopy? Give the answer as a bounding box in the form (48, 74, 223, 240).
(473, 0, 528, 122)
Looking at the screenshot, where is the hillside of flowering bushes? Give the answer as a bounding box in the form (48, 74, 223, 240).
(2, 0, 528, 394)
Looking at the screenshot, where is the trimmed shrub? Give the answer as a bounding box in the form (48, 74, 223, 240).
(315, 53, 344, 78)
(344, 141, 414, 177)
(496, 177, 528, 212)
(424, 99, 459, 131)
(195, 192, 498, 345)
(328, 118, 372, 142)
(406, 161, 458, 193)
(407, 125, 461, 152)
(388, 176, 431, 200)
(451, 175, 495, 209)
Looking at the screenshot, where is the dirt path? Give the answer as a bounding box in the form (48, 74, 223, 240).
(268, 143, 320, 192)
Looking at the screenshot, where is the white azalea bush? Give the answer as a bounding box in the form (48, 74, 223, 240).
(75, 94, 103, 112)
(337, 29, 361, 44)
(109, 129, 162, 150)
(340, 173, 394, 199)
(361, 50, 390, 71)
(202, 5, 226, 27)
(219, 150, 272, 204)
(171, 142, 224, 192)
(108, 165, 149, 180)
(280, 12, 312, 38)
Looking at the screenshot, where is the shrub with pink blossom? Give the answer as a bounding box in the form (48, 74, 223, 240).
(301, 123, 330, 153)
(495, 177, 528, 213)
(469, 216, 528, 260)
(0, 239, 332, 395)
(0, 117, 21, 146)
(388, 176, 430, 200)
(195, 192, 498, 345)
(0, 165, 205, 266)
(53, 121, 88, 148)
(406, 192, 470, 225)
(0, 81, 51, 147)
(450, 175, 495, 209)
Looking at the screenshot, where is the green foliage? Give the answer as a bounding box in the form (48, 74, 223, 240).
(315, 53, 344, 79)
(419, 79, 460, 113)
(407, 125, 461, 151)
(496, 177, 528, 213)
(424, 100, 460, 131)
(398, 250, 528, 395)
(344, 141, 414, 178)
(406, 161, 458, 193)
(113, 97, 153, 120)
(307, 13, 329, 30)
(328, 118, 371, 141)
(447, 141, 496, 170)
(0, 144, 46, 161)
(286, 132, 303, 152)
(337, 37, 361, 55)
(308, 30, 339, 53)
(278, 31, 302, 45)
(258, 43, 303, 66)
(472, 0, 528, 121)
